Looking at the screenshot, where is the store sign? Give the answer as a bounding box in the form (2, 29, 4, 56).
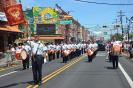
(4, 4, 25, 25)
(37, 24, 56, 35)
(0, 12, 7, 21)
(33, 7, 58, 24)
(104, 32, 108, 35)
(60, 20, 72, 24)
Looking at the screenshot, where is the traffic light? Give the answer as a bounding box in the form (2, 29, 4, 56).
(116, 25, 120, 27)
(103, 25, 107, 28)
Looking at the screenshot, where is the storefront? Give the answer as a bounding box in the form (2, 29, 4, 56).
(37, 35, 64, 44)
(24, 7, 65, 43)
(0, 25, 22, 52)
(20, 35, 64, 44)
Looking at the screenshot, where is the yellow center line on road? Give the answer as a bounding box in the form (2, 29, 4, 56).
(32, 58, 82, 88)
(26, 58, 79, 88)
(27, 55, 85, 88)
(42, 57, 82, 82)
(27, 56, 82, 87)
(27, 57, 82, 88)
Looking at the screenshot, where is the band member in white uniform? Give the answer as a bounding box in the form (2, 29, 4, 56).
(31, 36, 46, 85)
(56, 44, 61, 59)
(22, 42, 31, 70)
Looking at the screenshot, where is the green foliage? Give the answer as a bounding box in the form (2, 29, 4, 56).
(111, 33, 123, 41)
(129, 33, 133, 38)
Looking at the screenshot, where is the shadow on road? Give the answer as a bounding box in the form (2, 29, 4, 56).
(0, 81, 32, 88)
(27, 80, 35, 85)
(105, 66, 116, 70)
(14, 68, 23, 71)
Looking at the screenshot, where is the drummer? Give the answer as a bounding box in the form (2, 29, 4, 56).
(47, 43, 53, 61)
(62, 44, 70, 63)
(56, 44, 61, 59)
(22, 42, 31, 70)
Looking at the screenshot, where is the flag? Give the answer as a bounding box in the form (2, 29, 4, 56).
(4, 4, 25, 25)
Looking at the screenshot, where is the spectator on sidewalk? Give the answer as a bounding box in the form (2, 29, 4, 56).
(10, 45, 16, 61)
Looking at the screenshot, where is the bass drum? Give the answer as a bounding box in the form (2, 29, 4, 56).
(20, 49, 27, 60)
(63, 50, 70, 56)
(15, 53, 20, 60)
(15, 49, 21, 60)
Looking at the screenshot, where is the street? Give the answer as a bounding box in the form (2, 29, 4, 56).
(1, 0, 133, 88)
(0, 51, 133, 88)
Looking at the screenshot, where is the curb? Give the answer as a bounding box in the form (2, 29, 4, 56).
(0, 60, 22, 68)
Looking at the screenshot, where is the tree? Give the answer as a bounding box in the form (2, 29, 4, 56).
(129, 33, 133, 38)
(111, 33, 123, 41)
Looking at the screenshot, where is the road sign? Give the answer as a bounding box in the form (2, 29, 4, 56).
(104, 32, 108, 35)
(60, 20, 72, 24)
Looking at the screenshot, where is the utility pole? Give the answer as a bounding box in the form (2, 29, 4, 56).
(19, 0, 21, 4)
(126, 17, 133, 42)
(118, 10, 125, 40)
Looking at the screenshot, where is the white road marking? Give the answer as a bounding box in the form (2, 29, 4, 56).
(96, 53, 106, 56)
(29, 66, 32, 68)
(0, 66, 32, 78)
(0, 71, 17, 78)
(119, 62, 133, 88)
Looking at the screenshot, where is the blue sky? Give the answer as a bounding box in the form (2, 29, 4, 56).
(18, 0, 133, 31)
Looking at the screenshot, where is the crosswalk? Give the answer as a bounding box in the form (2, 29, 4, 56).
(96, 52, 107, 56)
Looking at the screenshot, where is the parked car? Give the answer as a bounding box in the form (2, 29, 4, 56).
(98, 43, 105, 51)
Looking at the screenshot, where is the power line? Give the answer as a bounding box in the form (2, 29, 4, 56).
(74, 0, 133, 6)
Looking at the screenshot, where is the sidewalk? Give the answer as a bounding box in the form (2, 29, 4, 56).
(0, 52, 22, 68)
(121, 52, 133, 61)
(0, 58, 22, 68)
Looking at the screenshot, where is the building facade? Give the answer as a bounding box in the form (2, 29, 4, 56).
(24, 4, 90, 44)
(0, 0, 22, 52)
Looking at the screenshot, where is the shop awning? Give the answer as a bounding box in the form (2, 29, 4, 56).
(39, 36, 64, 40)
(19, 36, 64, 41)
(0, 25, 22, 33)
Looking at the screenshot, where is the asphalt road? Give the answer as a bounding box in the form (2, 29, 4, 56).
(0, 51, 133, 88)
(45, 52, 131, 88)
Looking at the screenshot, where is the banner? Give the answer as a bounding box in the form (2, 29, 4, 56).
(4, 4, 25, 25)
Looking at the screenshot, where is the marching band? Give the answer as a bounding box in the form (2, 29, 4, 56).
(12, 41, 98, 65)
(10, 38, 98, 85)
